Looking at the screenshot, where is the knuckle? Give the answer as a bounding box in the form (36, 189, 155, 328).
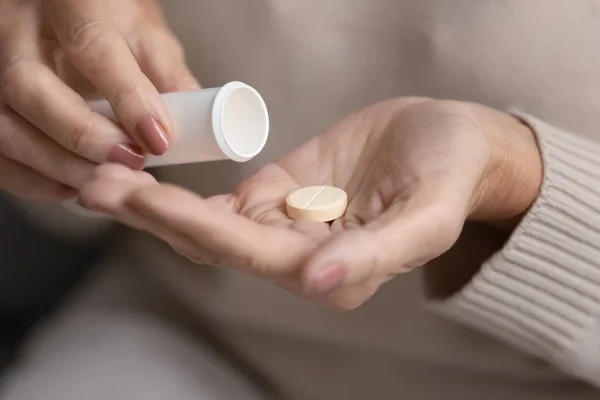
(223, 242, 271, 276)
(63, 20, 111, 60)
(63, 119, 94, 154)
(126, 184, 162, 209)
(237, 251, 265, 275)
(108, 80, 143, 111)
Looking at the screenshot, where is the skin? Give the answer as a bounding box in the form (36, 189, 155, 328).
(79, 98, 544, 310)
(0, 1, 543, 309)
(0, 0, 199, 200)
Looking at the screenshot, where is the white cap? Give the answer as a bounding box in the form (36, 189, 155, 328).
(211, 81, 270, 163)
(144, 81, 270, 167)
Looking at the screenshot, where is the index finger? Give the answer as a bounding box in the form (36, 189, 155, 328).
(47, 0, 172, 155)
(127, 184, 316, 277)
(78, 165, 316, 277)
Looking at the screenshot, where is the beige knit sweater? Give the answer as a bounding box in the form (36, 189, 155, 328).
(17, 1, 600, 398)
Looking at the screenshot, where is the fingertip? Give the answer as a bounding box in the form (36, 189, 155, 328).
(77, 186, 107, 213)
(303, 263, 347, 296)
(303, 229, 376, 294)
(80, 164, 155, 213)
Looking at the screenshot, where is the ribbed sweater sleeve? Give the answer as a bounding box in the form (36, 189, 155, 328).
(431, 111, 600, 387)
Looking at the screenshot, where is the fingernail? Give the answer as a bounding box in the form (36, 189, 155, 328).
(307, 264, 346, 295)
(135, 115, 169, 155)
(108, 144, 146, 169)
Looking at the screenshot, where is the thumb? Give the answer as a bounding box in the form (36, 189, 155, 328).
(303, 195, 463, 296)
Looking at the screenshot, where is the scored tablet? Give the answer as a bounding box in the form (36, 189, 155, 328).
(285, 185, 348, 222)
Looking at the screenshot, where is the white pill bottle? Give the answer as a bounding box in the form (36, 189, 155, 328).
(91, 80, 270, 166)
(65, 81, 269, 216)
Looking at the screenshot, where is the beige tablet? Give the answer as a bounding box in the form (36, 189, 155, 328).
(285, 185, 348, 222)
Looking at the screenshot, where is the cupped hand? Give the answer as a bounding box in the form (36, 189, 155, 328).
(0, 0, 199, 199)
(79, 98, 542, 309)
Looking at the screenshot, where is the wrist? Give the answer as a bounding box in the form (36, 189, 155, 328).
(425, 108, 543, 300)
(468, 107, 543, 230)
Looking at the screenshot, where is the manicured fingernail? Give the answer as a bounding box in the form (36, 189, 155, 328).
(135, 115, 169, 155)
(108, 144, 146, 169)
(308, 265, 346, 295)
(59, 185, 79, 199)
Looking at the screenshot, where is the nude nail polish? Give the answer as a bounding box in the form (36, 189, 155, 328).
(108, 144, 146, 169)
(135, 115, 169, 155)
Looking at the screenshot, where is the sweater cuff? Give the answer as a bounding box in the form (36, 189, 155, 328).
(430, 111, 600, 383)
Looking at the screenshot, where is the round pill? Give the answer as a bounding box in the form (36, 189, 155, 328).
(285, 185, 348, 222)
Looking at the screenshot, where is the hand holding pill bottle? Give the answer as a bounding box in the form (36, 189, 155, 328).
(65, 82, 269, 216)
(0, 0, 199, 200)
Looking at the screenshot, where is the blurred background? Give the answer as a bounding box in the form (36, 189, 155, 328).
(0, 192, 110, 376)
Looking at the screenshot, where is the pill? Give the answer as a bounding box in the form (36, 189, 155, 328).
(285, 185, 348, 222)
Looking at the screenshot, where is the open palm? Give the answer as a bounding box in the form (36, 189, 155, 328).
(80, 97, 539, 308)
